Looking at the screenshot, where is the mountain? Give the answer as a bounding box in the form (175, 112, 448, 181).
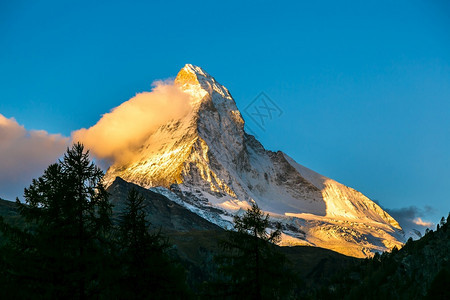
(108, 177, 221, 232)
(0, 181, 358, 293)
(106, 178, 357, 288)
(104, 64, 404, 258)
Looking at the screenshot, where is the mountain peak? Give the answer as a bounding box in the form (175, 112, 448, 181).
(104, 65, 404, 258)
(175, 64, 217, 88)
(175, 64, 234, 104)
(175, 64, 207, 86)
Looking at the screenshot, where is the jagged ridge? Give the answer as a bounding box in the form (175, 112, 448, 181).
(105, 64, 404, 258)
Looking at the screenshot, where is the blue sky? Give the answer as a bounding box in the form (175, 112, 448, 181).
(1, 0, 449, 226)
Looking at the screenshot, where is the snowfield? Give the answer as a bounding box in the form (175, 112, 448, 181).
(105, 64, 404, 258)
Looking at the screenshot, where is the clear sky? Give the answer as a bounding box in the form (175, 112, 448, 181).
(1, 1, 449, 228)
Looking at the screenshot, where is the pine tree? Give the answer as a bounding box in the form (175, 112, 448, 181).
(0, 143, 113, 299)
(212, 202, 295, 299)
(113, 187, 190, 299)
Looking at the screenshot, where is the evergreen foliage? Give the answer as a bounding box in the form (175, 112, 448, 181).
(311, 213, 450, 299)
(0, 143, 113, 298)
(0, 143, 190, 299)
(209, 202, 296, 299)
(109, 187, 190, 299)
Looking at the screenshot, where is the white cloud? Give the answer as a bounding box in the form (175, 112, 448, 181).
(0, 114, 69, 200)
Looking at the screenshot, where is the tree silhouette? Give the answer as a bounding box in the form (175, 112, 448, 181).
(0, 143, 113, 298)
(112, 187, 190, 299)
(213, 202, 295, 299)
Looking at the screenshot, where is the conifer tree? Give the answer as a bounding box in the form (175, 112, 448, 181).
(113, 187, 190, 299)
(0, 143, 113, 299)
(213, 202, 295, 299)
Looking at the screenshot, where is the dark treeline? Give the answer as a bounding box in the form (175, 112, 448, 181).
(0, 143, 448, 299)
(202, 202, 297, 299)
(307, 213, 450, 300)
(0, 143, 189, 299)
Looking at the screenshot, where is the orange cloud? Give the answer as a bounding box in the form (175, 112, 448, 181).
(413, 217, 433, 227)
(0, 114, 69, 200)
(72, 80, 193, 164)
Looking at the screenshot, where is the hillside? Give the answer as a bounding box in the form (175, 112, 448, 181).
(107, 177, 221, 232)
(3, 179, 445, 298)
(0, 181, 357, 292)
(0, 198, 22, 229)
(106, 178, 357, 288)
(314, 214, 450, 299)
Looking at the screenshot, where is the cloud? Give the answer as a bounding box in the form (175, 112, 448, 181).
(385, 206, 435, 238)
(72, 80, 193, 164)
(0, 114, 69, 200)
(413, 217, 433, 227)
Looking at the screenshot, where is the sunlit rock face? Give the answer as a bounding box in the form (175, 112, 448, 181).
(105, 64, 403, 258)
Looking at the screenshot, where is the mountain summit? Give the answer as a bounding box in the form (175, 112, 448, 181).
(104, 64, 403, 258)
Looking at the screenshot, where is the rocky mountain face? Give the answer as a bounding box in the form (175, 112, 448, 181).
(104, 64, 404, 258)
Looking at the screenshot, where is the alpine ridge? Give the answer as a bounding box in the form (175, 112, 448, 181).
(104, 64, 404, 258)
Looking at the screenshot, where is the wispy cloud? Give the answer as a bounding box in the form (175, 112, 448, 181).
(0, 114, 69, 200)
(413, 217, 433, 227)
(72, 80, 193, 165)
(385, 205, 435, 238)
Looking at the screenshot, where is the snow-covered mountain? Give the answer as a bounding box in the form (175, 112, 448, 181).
(104, 64, 404, 258)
